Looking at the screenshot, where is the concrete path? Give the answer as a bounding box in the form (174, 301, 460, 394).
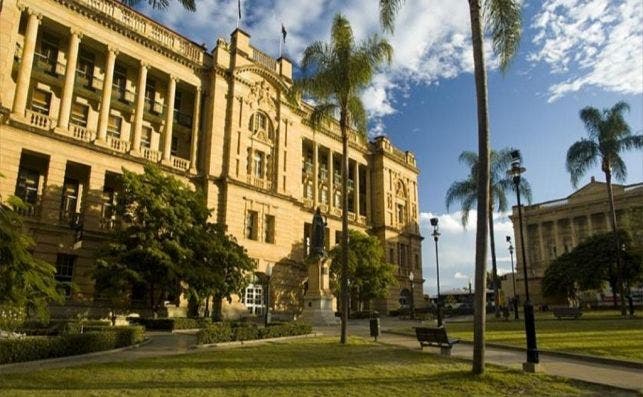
(315, 319, 643, 393)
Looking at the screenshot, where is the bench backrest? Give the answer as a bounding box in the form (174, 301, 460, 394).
(415, 327, 449, 344)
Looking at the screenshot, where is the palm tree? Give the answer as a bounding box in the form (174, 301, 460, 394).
(379, 0, 522, 373)
(122, 0, 196, 12)
(566, 101, 642, 316)
(295, 14, 392, 344)
(446, 149, 532, 319)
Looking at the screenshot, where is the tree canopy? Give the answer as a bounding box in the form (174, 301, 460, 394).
(329, 230, 396, 310)
(95, 165, 254, 316)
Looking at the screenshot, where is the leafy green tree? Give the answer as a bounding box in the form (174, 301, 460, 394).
(295, 14, 392, 344)
(379, 0, 522, 374)
(543, 230, 642, 301)
(0, 194, 62, 321)
(566, 101, 643, 314)
(446, 148, 531, 317)
(329, 230, 396, 312)
(95, 165, 208, 314)
(184, 223, 255, 319)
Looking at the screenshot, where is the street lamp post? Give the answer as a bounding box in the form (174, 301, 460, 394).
(430, 217, 443, 327)
(507, 150, 539, 372)
(264, 264, 273, 327)
(507, 235, 519, 320)
(409, 271, 415, 320)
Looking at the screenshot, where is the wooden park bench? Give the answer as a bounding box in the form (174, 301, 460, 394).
(414, 327, 460, 356)
(552, 307, 582, 320)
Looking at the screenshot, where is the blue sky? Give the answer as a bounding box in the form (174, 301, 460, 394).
(136, 0, 643, 294)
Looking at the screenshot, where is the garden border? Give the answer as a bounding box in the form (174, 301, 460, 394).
(193, 332, 321, 349)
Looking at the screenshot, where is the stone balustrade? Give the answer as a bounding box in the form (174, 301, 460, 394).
(142, 148, 161, 162)
(70, 124, 96, 142)
(251, 46, 276, 71)
(25, 109, 56, 130)
(106, 136, 130, 152)
(171, 155, 190, 171)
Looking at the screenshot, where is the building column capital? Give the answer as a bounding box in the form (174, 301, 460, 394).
(107, 45, 119, 56)
(169, 74, 180, 82)
(70, 28, 83, 39)
(140, 60, 149, 69)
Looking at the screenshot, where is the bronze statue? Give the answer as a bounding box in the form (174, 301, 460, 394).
(310, 207, 326, 258)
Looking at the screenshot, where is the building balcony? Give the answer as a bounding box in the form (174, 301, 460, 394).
(333, 173, 341, 185)
(106, 135, 130, 153)
(33, 53, 65, 77)
(111, 87, 136, 104)
(319, 169, 328, 182)
(303, 197, 314, 209)
(69, 123, 96, 142)
(332, 207, 342, 217)
(246, 175, 272, 190)
(171, 155, 190, 171)
(141, 148, 162, 162)
(14, 200, 41, 218)
(25, 109, 57, 130)
(144, 98, 164, 116)
(75, 71, 104, 91)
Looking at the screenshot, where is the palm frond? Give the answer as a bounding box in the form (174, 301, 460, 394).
(484, 0, 522, 72)
(493, 184, 508, 213)
(579, 106, 602, 139)
(518, 178, 533, 204)
(347, 96, 367, 136)
(610, 155, 627, 182)
(619, 134, 643, 151)
(360, 35, 393, 68)
(460, 195, 476, 228)
(301, 41, 331, 74)
(309, 103, 337, 131)
(458, 151, 479, 168)
(445, 179, 477, 212)
(379, 0, 405, 33)
(566, 139, 599, 188)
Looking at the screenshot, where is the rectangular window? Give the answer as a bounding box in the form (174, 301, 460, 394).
(55, 254, 75, 297)
(304, 223, 312, 256)
(253, 151, 264, 178)
(15, 167, 40, 204)
(70, 102, 89, 127)
(264, 214, 275, 244)
(145, 79, 158, 113)
(171, 136, 179, 156)
(113, 65, 127, 100)
(61, 178, 80, 217)
(397, 204, 405, 223)
(241, 283, 264, 315)
(76, 50, 95, 85)
(335, 230, 342, 246)
(31, 89, 51, 115)
(245, 210, 258, 240)
(107, 114, 122, 139)
(38, 35, 59, 73)
(141, 127, 152, 149)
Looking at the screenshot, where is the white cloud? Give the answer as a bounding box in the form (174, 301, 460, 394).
(454, 272, 469, 279)
(529, 0, 643, 102)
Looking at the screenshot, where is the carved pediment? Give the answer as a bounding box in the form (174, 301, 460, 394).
(247, 80, 275, 110)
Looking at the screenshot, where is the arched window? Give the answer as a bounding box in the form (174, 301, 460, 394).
(249, 111, 274, 140)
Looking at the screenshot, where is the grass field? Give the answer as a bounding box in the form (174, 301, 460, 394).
(395, 312, 643, 362)
(0, 337, 628, 396)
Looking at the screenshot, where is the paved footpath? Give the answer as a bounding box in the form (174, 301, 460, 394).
(316, 319, 643, 393)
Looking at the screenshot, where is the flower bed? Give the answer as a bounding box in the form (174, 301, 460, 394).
(0, 326, 145, 365)
(196, 322, 312, 345)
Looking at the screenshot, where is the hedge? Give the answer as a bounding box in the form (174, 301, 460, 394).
(17, 320, 112, 336)
(128, 317, 212, 331)
(197, 322, 312, 345)
(0, 326, 145, 365)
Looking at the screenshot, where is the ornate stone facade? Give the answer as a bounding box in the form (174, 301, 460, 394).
(0, 0, 423, 317)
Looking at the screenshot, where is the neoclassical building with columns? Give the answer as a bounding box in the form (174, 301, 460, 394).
(0, 0, 424, 317)
(509, 178, 643, 304)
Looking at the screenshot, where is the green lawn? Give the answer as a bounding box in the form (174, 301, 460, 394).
(395, 314, 643, 362)
(0, 337, 627, 396)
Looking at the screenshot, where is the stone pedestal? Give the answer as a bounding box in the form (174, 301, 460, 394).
(300, 257, 338, 326)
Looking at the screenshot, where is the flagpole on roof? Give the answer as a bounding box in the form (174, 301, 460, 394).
(237, 0, 241, 29)
(280, 23, 287, 58)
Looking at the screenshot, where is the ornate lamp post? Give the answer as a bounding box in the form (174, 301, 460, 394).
(507, 235, 519, 320)
(264, 264, 273, 327)
(507, 150, 539, 371)
(409, 271, 415, 320)
(430, 217, 443, 327)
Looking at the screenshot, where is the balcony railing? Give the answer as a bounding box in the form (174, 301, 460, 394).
(251, 46, 277, 71)
(171, 155, 190, 171)
(246, 175, 272, 190)
(142, 148, 161, 162)
(25, 109, 57, 130)
(70, 124, 96, 142)
(73, 0, 204, 63)
(14, 201, 41, 217)
(106, 135, 130, 152)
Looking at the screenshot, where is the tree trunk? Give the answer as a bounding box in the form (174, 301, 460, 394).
(604, 169, 626, 315)
(488, 202, 500, 318)
(340, 111, 350, 344)
(469, 0, 490, 375)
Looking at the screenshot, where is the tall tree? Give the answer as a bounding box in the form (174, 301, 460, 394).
(566, 101, 643, 315)
(0, 193, 63, 321)
(379, 0, 522, 373)
(295, 14, 392, 344)
(329, 230, 396, 312)
(446, 149, 532, 317)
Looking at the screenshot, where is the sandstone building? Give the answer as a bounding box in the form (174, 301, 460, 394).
(0, 0, 423, 317)
(509, 178, 643, 304)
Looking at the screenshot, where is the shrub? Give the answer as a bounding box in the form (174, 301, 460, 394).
(0, 326, 145, 365)
(196, 322, 233, 344)
(196, 322, 312, 345)
(127, 317, 212, 331)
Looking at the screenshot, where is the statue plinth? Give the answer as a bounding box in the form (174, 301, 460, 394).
(300, 256, 338, 326)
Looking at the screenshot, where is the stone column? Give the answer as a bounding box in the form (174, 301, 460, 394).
(56, 29, 82, 132)
(354, 162, 360, 216)
(365, 168, 371, 220)
(313, 141, 319, 208)
(162, 75, 177, 163)
(130, 61, 148, 154)
(12, 9, 41, 118)
(96, 46, 118, 144)
(188, 86, 201, 174)
(328, 150, 334, 210)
